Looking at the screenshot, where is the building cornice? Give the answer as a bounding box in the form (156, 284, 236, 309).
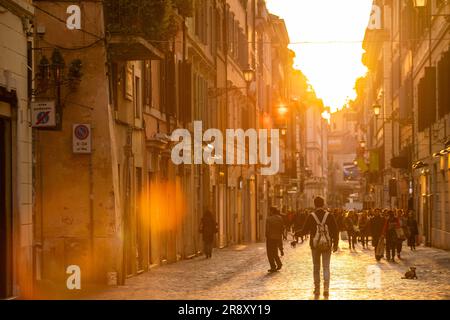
(0, 0, 34, 18)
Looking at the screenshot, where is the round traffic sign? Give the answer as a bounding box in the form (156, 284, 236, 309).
(74, 125, 89, 140)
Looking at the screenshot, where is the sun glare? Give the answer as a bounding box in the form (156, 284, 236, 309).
(266, 0, 373, 112)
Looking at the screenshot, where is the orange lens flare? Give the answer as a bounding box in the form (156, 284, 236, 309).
(144, 179, 187, 234)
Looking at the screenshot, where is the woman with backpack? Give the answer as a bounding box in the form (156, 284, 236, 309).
(295, 197, 339, 298)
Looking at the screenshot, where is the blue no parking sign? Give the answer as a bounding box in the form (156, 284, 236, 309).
(74, 124, 89, 140)
(73, 124, 91, 153)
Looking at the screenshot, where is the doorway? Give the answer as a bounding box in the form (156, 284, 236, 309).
(0, 117, 12, 298)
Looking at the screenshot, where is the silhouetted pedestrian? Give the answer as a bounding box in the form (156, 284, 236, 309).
(296, 197, 339, 298)
(199, 210, 218, 259)
(359, 211, 370, 249)
(407, 211, 419, 250)
(383, 210, 399, 262)
(266, 207, 284, 273)
(370, 209, 384, 249)
(396, 209, 408, 259)
(345, 211, 358, 250)
(293, 210, 307, 243)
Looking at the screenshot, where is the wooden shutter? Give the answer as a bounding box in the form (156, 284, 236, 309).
(165, 53, 176, 116)
(438, 51, 450, 118)
(424, 67, 437, 128)
(179, 61, 192, 123)
(418, 77, 426, 132)
(160, 60, 166, 114)
(418, 67, 436, 132)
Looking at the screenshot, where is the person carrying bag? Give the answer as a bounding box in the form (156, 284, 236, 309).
(295, 197, 339, 298)
(375, 235, 385, 261)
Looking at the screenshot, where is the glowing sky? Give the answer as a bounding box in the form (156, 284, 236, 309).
(266, 0, 373, 112)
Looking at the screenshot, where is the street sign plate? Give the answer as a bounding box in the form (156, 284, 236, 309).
(73, 124, 91, 154)
(31, 101, 56, 128)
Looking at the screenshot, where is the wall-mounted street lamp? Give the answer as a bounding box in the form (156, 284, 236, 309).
(413, 0, 427, 7)
(37, 56, 51, 89)
(372, 103, 412, 125)
(208, 67, 255, 99)
(277, 103, 288, 116)
(373, 104, 381, 117)
(412, 161, 428, 170)
(51, 49, 65, 82)
(432, 139, 450, 159)
(36, 48, 83, 130)
(433, 150, 449, 158)
(243, 67, 255, 84)
(276, 103, 289, 137)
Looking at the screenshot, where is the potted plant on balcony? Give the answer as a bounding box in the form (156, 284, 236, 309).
(105, 0, 193, 43)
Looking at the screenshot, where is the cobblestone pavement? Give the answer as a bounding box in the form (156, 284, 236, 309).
(88, 239, 450, 300)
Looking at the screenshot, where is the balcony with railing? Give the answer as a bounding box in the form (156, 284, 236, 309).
(104, 0, 189, 60)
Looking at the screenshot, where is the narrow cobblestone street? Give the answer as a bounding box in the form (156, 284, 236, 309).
(88, 240, 450, 300)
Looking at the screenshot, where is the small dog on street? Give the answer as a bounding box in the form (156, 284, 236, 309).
(402, 267, 418, 280)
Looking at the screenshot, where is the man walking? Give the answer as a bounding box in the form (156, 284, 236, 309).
(370, 209, 384, 249)
(266, 206, 284, 273)
(296, 197, 339, 298)
(199, 210, 218, 259)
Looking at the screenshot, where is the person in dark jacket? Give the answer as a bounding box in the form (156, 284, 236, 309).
(370, 209, 384, 249)
(293, 210, 307, 243)
(407, 211, 419, 250)
(344, 211, 358, 250)
(396, 209, 408, 259)
(383, 210, 399, 262)
(281, 211, 290, 241)
(266, 207, 284, 273)
(296, 197, 339, 298)
(335, 209, 345, 230)
(277, 209, 285, 256)
(199, 210, 218, 259)
(359, 211, 370, 249)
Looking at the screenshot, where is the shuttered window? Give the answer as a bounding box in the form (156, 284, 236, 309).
(438, 51, 450, 119)
(418, 67, 436, 132)
(178, 61, 192, 123)
(165, 53, 176, 116)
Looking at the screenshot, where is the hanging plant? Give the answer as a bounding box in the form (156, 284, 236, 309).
(140, 0, 173, 40)
(50, 48, 65, 69)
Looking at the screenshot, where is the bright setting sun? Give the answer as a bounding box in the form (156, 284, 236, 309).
(266, 0, 373, 112)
